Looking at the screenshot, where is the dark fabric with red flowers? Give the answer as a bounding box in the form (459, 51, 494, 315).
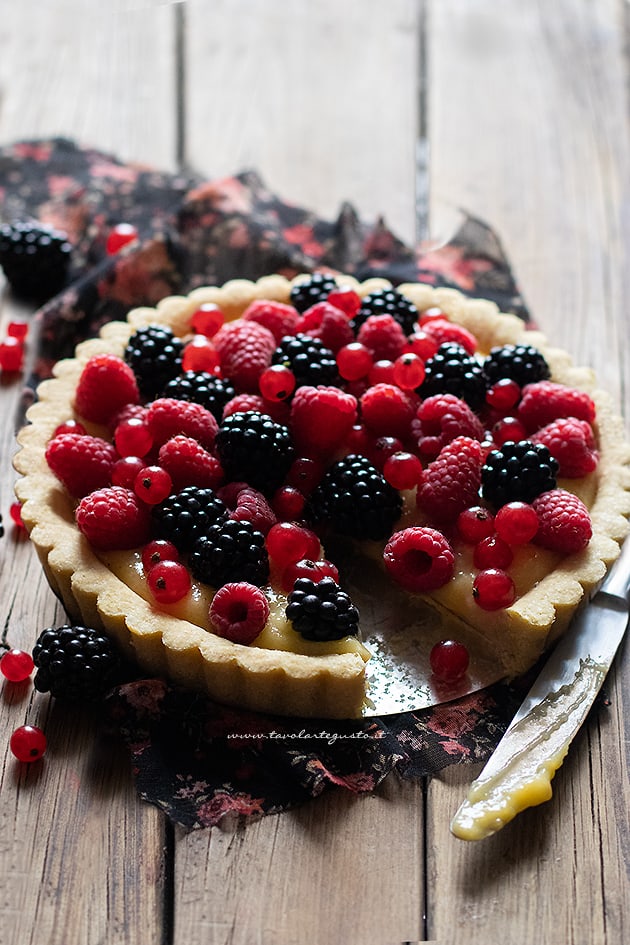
(1, 138, 531, 829)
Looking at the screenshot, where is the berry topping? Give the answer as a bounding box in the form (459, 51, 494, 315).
(532, 489, 592, 553)
(32, 624, 120, 701)
(124, 325, 184, 399)
(146, 397, 219, 450)
(0, 220, 72, 301)
(215, 411, 295, 495)
(153, 486, 228, 552)
(271, 333, 339, 388)
(383, 526, 455, 592)
(351, 287, 418, 336)
(10, 725, 47, 762)
(481, 440, 559, 508)
(0, 648, 35, 682)
(483, 343, 551, 387)
(213, 319, 276, 393)
(75, 354, 140, 425)
(163, 371, 236, 422)
(472, 569, 516, 610)
(46, 433, 118, 498)
(290, 272, 337, 313)
(76, 486, 152, 550)
(517, 380, 596, 432)
(158, 435, 224, 491)
(413, 393, 485, 459)
(416, 437, 484, 524)
(290, 385, 358, 458)
(209, 582, 270, 644)
(310, 454, 403, 541)
(190, 519, 269, 588)
(286, 576, 359, 641)
(420, 342, 488, 410)
(429, 640, 470, 683)
(531, 417, 598, 477)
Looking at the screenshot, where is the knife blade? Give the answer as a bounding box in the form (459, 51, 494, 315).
(450, 535, 630, 841)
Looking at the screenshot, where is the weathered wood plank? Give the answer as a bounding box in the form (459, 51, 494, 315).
(185, 0, 420, 244)
(0, 0, 178, 170)
(428, 1, 630, 942)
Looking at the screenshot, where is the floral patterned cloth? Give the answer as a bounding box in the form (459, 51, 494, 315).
(1, 138, 532, 828)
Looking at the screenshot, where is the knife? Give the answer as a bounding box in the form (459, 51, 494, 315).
(450, 536, 630, 841)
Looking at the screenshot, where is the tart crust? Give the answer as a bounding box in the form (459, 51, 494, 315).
(13, 275, 630, 718)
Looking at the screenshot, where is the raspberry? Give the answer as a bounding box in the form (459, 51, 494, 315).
(422, 319, 478, 355)
(74, 354, 140, 425)
(212, 319, 276, 393)
(46, 433, 118, 498)
(218, 483, 278, 535)
(285, 576, 359, 641)
(416, 437, 484, 524)
(413, 393, 485, 459)
(242, 299, 300, 342)
(517, 381, 596, 432)
(289, 385, 358, 458)
(146, 397, 219, 449)
(356, 314, 407, 362)
(300, 302, 354, 354)
(532, 489, 592, 553)
(360, 383, 416, 438)
(383, 527, 455, 592)
(76, 486, 152, 550)
(209, 583, 270, 645)
(158, 435, 224, 491)
(222, 392, 291, 425)
(531, 417, 598, 478)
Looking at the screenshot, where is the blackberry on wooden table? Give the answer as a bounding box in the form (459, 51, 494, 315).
(271, 333, 339, 388)
(190, 519, 269, 588)
(0, 220, 72, 301)
(286, 576, 359, 641)
(153, 486, 228, 552)
(309, 453, 402, 541)
(350, 288, 419, 337)
(124, 325, 184, 399)
(289, 272, 337, 312)
(215, 411, 295, 495)
(481, 440, 559, 507)
(32, 625, 120, 702)
(420, 342, 487, 410)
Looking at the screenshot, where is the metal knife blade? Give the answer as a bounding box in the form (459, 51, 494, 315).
(450, 536, 630, 841)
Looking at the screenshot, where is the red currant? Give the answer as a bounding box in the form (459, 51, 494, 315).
(114, 417, 154, 457)
(472, 569, 516, 610)
(404, 330, 439, 361)
(419, 306, 448, 324)
(429, 640, 470, 682)
(259, 365, 296, 401)
(456, 506, 495, 544)
(494, 501, 539, 545)
(383, 451, 423, 490)
(286, 457, 325, 495)
(106, 223, 138, 255)
(141, 539, 179, 572)
(147, 560, 191, 603)
(368, 360, 396, 386)
(7, 320, 28, 341)
(0, 337, 24, 372)
(54, 418, 87, 437)
(486, 379, 521, 411)
(112, 455, 146, 488)
(182, 336, 220, 373)
(473, 535, 514, 570)
(272, 486, 305, 521)
(336, 342, 373, 381)
(0, 648, 35, 682)
(191, 302, 225, 338)
(134, 466, 173, 505)
(9, 502, 24, 529)
(281, 558, 340, 593)
(367, 436, 405, 471)
(492, 416, 528, 446)
(266, 522, 320, 570)
(327, 286, 361, 317)
(392, 353, 425, 390)
(10, 725, 47, 762)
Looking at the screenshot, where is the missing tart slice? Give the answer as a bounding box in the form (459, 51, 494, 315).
(14, 274, 630, 718)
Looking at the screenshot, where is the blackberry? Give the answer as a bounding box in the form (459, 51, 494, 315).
(153, 486, 228, 552)
(420, 342, 487, 410)
(163, 371, 236, 422)
(310, 454, 402, 541)
(215, 411, 295, 495)
(286, 576, 359, 641)
(481, 440, 559, 508)
(484, 344, 551, 387)
(290, 272, 337, 313)
(32, 624, 120, 702)
(190, 519, 269, 588)
(271, 333, 339, 388)
(350, 288, 418, 336)
(124, 325, 184, 399)
(0, 220, 72, 301)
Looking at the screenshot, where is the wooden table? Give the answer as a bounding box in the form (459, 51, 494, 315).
(1, 2, 629, 943)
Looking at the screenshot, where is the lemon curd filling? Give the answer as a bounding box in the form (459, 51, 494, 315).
(100, 549, 371, 662)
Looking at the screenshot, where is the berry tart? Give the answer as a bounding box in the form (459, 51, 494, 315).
(13, 274, 630, 718)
